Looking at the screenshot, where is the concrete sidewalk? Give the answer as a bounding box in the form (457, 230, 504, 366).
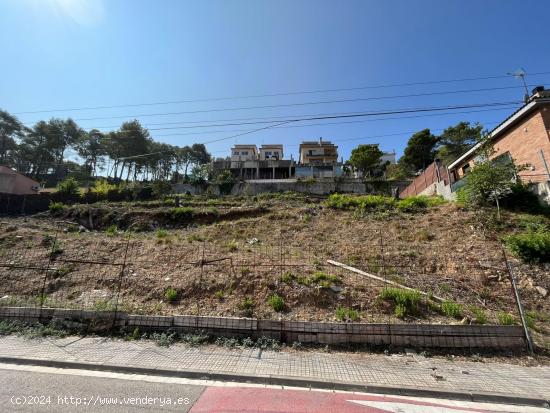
(0, 335, 548, 406)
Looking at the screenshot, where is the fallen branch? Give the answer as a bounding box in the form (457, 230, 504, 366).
(326, 259, 445, 302)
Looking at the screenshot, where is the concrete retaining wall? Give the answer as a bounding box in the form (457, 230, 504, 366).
(0, 307, 526, 349)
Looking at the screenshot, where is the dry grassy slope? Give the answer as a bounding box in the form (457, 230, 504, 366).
(0, 196, 548, 344)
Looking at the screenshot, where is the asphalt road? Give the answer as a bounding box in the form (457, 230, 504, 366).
(1, 364, 547, 412)
(0, 368, 205, 412)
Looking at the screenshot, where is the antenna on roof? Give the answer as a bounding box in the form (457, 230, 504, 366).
(507, 68, 529, 103)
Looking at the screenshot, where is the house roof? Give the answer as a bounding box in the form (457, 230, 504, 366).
(232, 144, 257, 149)
(259, 144, 283, 149)
(299, 141, 337, 147)
(448, 95, 550, 170)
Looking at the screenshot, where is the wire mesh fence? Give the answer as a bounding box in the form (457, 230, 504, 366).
(0, 220, 528, 333)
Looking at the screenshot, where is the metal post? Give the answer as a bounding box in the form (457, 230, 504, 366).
(197, 241, 205, 316)
(38, 223, 60, 321)
(539, 149, 550, 180)
(112, 236, 130, 330)
(502, 249, 534, 354)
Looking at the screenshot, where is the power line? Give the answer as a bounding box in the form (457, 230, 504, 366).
(95, 101, 519, 139)
(200, 101, 520, 145)
(12, 71, 550, 115)
(19, 84, 540, 124)
(154, 105, 517, 138)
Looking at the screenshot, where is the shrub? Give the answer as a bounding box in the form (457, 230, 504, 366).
(239, 297, 255, 316)
(214, 290, 224, 300)
(49, 240, 64, 256)
(56, 177, 81, 197)
(469, 306, 487, 324)
(497, 312, 515, 325)
(440, 300, 463, 319)
(187, 234, 204, 243)
(105, 225, 118, 236)
(91, 180, 117, 198)
(164, 287, 178, 303)
(504, 231, 550, 263)
(500, 183, 549, 214)
(48, 201, 64, 214)
(380, 287, 421, 317)
(361, 195, 396, 211)
(397, 196, 429, 212)
(311, 271, 340, 285)
(326, 193, 442, 214)
(525, 311, 536, 329)
(280, 271, 294, 283)
(394, 304, 406, 319)
(151, 331, 178, 347)
(516, 214, 549, 232)
(336, 306, 359, 321)
(225, 241, 238, 252)
(268, 294, 285, 312)
(170, 207, 195, 220)
(156, 229, 169, 239)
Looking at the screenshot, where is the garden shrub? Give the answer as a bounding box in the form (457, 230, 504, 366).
(505, 231, 550, 263)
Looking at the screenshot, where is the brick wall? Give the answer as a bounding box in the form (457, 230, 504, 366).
(0, 307, 526, 350)
(400, 162, 450, 198)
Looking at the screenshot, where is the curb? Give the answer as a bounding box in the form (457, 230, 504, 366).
(0, 356, 548, 408)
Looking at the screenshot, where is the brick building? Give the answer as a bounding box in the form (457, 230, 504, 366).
(448, 86, 550, 188)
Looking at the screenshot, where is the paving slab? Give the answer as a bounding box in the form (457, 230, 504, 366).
(0, 335, 548, 405)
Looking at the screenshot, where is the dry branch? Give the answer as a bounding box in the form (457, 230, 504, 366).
(326, 259, 445, 302)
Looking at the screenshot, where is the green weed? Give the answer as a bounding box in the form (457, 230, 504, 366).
(268, 294, 285, 312)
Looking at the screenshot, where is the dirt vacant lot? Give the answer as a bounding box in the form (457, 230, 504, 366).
(0, 193, 548, 348)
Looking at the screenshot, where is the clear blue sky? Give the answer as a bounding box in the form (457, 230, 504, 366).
(1, 0, 550, 163)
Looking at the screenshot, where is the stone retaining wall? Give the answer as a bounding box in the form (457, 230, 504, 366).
(0, 307, 526, 349)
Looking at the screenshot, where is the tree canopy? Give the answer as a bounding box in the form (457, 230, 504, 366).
(398, 129, 438, 174)
(437, 122, 483, 165)
(0, 108, 212, 186)
(348, 144, 384, 177)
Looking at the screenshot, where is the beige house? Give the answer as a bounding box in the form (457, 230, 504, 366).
(298, 139, 338, 165)
(259, 144, 283, 160)
(231, 145, 258, 162)
(0, 165, 41, 195)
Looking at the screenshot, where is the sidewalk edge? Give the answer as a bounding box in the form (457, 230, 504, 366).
(0, 356, 548, 408)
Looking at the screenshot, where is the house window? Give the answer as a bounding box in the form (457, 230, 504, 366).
(265, 151, 272, 156)
(241, 151, 248, 155)
(233, 151, 239, 156)
(461, 163, 471, 175)
(492, 152, 513, 166)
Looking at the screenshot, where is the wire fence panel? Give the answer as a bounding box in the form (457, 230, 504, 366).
(0, 222, 526, 333)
